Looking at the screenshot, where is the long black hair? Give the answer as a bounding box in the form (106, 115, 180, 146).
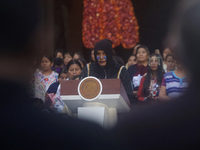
(142, 53, 164, 96)
(65, 59, 83, 80)
(66, 59, 82, 71)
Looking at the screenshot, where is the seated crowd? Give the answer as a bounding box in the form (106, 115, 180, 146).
(32, 39, 189, 114)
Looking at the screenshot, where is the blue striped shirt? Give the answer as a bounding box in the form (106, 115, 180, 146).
(161, 71, 188, 98)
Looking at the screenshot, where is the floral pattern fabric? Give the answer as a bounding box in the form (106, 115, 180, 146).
(34, 71, 58, 91)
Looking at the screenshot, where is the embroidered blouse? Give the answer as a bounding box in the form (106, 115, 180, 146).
(137, 75, 160, 101)
(34, 71, 58, 91)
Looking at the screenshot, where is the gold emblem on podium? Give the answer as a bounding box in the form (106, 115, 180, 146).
(78, 77, 102, 101)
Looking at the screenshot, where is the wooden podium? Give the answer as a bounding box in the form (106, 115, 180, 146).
(60, 78, 131, 128)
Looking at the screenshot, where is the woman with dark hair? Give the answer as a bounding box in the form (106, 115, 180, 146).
(34, 54, 58, 91)
(137, 53, 164, 101)
(125, 54, 137, 69)
(66, 59, 82, 80)
(63, 52, 73, 66)
(128, 45, 150, 97)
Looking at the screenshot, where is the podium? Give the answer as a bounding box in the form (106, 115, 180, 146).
(60, 78, 131, 129)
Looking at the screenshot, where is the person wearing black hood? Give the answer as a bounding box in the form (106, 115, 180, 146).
(80, 39, 134, 103)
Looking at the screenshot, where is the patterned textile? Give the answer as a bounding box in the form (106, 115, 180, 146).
(128, 64, 148, 91)
(137, 76, 160, 101)
(28, 75, 46, 102)
(45, 92, 66, 114)
(161, 71, 188, 98)
(44, 81, 71, 115)
(34, 77, 46, 102)
(47, 81, 59, 94)
(34, 71, 58, 91)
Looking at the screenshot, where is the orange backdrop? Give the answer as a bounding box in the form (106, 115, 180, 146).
(82, 0, 139, 49)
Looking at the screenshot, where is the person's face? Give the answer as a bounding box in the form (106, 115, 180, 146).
(96, 50, 107, 67)
(58, 73, 68, 83)
(163, 48, 172, 60)
(73, 54, 80, 60)
(150, 56, 159, 71)
(56, 52, 63, 59)
(41, 56, 53, 72)
(136, 48, 149, 63)
(67, 64, 82, 80)
(64, 54, 72, 65)
(166, 56, 175, 71)
(128, 56, 137, 67)
(91, 50, 95, 62)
